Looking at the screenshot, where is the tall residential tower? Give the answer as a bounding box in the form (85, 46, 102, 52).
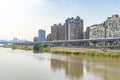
(38, 29, 46, 42)
(65, 16, 83, 40)
(51, 23, 65, 41)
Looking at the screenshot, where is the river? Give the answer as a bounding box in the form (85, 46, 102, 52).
(0, 47, 120, 80)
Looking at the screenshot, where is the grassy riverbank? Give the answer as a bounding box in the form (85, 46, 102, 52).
(3, 45, 120, 57)
(42, 48, 120, 57)
(3, 45, 33, 50)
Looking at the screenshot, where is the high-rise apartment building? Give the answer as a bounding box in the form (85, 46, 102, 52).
(65, 16, 83, 40)
(89, 24, 105, 39)
(88, 14, 120, 39)
(85, 27, 90, 39)
(105, 15, 120, 38)
(47, 33, 51, 41)
(58, 23, 65, 40)
(51, 24, 58, 41)
(51, 23, 65, 41)
(38, 29, 46, 42)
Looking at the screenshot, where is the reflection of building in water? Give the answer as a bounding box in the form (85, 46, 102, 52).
(86, 63, 120, 80)
(51, 59, 83, 80)
(51, 59, 65, 71)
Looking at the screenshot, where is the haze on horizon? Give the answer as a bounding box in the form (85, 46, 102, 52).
(0, 0, 120, 41)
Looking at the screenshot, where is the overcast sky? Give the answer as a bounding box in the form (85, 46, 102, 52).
(0, 0, 120, 40)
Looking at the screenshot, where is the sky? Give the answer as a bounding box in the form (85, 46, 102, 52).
(0, 0, 120, 41)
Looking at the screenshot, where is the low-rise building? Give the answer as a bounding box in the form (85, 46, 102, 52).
(33, 36, 38, 42)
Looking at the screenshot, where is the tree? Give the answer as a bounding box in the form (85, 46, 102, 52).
(33, 43, 41, 51)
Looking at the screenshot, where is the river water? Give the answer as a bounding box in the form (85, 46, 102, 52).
(0, 47, 120, 80)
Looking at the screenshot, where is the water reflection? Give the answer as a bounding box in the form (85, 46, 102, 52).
(51, 58, 83, 80)
(85, 57, 120, 80)
(50, 55, 120, 80)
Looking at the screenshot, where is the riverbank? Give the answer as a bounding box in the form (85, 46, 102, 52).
(3, 45, 33, 50)
(42, 47, 120, 58)
(3, 45, 120, 57)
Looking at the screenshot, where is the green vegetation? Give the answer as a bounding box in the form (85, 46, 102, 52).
(33, 44, 42, 51)
(33, 43, 48, 52)
(3, 45, 32, 50)
(41, 48, 120, 58)
(4, 44, 120, 58)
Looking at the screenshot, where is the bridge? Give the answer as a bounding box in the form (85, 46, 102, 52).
(1, 38, 120, 49)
